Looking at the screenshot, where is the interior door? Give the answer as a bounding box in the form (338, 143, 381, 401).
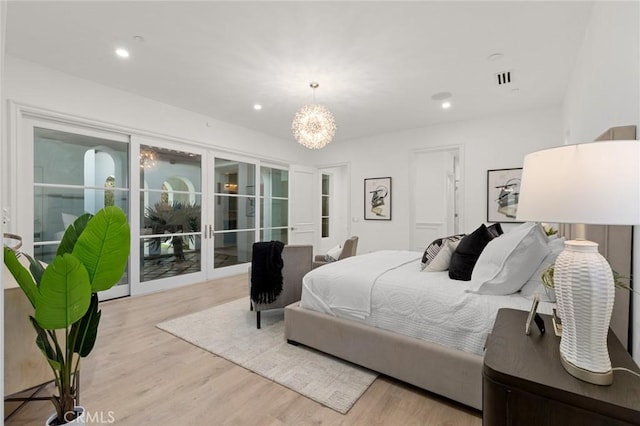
(289, 165, 318, 246)
(410, 147, 461, 251)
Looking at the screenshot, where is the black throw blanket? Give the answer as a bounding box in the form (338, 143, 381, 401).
(250, 241, 285, 304)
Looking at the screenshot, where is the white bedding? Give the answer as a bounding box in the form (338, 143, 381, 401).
(300, 250, 553, 355)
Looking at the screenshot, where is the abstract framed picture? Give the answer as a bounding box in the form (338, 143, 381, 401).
(487, 168, 523, 223)
(364, 177, 392, 220)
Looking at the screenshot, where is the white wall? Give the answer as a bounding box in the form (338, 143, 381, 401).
(314, 106, 563, 254)
(562, 1, 640, 364)
(4, 56, 312, 167)
(0, 0, 7, 404)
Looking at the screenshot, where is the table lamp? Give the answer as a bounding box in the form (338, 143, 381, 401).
(517, 140, 640, 385)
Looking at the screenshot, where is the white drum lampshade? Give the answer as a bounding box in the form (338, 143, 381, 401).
(517, 140, 640, 385)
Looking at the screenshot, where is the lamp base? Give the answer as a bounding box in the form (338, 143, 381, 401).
(560, 352, 613, 385)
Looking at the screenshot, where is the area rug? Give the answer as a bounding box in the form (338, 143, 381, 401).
(156, 298, 378, 414)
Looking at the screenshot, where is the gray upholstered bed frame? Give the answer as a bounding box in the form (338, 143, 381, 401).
(284, 302, 484, 409)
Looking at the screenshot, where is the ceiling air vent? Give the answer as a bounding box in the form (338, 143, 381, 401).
(495, 71, 513, 86)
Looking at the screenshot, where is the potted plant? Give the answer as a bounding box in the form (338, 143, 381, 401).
(4, 206, 130, 425)
(144, 201, 200, 261)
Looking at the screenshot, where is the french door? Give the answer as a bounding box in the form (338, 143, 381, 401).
(204, 154, 290, 278)
(21, 118, 131, 300)
(17, 112, 295, 298)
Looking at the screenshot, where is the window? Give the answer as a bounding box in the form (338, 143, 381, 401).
(321, 174, 330, 238)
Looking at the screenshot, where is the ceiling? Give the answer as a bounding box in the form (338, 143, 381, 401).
(5, 1, 594, 143)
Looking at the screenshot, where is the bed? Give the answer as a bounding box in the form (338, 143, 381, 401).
(284, 218, 637, 411)
(285, 247, 557, 410)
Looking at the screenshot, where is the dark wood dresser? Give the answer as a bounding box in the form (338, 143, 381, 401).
(483, 308, 640, 425)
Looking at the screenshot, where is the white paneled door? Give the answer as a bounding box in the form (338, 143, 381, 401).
(289, 165, 318, 247)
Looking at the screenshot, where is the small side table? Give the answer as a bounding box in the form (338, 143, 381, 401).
(483, 308, 640, 425)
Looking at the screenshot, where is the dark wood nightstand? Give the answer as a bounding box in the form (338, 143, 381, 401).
(483, 308, 640, 426)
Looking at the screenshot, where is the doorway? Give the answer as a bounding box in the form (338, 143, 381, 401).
(410, 146, 463, 251)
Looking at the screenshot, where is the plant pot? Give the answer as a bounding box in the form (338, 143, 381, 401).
(45, 406, 85, 426)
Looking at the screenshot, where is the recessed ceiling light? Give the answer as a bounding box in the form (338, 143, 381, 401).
(441, 101, 452, 109)
(253, 104, 263, 111)
(115, 48, 130, 58)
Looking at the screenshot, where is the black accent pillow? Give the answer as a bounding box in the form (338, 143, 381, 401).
(421, 234, 465, 269)
(448, 224, 495, 281)
(487, 223, 504, 238)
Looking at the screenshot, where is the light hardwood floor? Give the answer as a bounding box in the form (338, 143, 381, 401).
(5, 274, 482, 425)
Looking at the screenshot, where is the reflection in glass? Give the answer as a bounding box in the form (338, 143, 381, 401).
(322, 174, 330, 195)
(259, 166, 289, 245)
(34, 128, 129, 186)
(261, 228, 288, 245)
(214, 195, 255, 230)
(322, 218, 329, 239)
(138, 144, 202, 282)
(140, 236, 201, 282)
(261, 167, 288, 198)
(214, 158, 255, 196)
(34, 187, 129, 243)
(260, 199, 288, 228)
(214, 230, 255, 268)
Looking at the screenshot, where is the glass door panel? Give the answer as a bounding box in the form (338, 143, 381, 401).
(140, 145, 202, 283)
(260, 166, 289, 244)
(32, 126, 130, 298)
(212, 157, 257, 269)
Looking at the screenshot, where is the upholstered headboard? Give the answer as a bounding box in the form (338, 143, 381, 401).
(559, 125, 637, 350)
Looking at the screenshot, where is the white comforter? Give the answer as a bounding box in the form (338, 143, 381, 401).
(300, 250, 552, 355)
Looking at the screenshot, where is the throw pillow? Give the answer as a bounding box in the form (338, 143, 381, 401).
(425, 239, 461, 272)
(487, 223, 504, 238)
(420, 234, 465, 270)
(520, 237, 566, 302)
(470, 222, 550, 295)
(448, 224, 495, 281)
(325, 244, 343, 262)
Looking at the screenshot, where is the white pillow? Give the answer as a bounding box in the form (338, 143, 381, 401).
(424, 240, 461, 272)
(470, 222, 550, 295)
(520, 237, 566, 302)
(326, 244, 343, 261)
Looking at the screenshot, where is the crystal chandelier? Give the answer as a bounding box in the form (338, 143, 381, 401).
(139, 148, 157, 169)
(291, 82, 336, 149)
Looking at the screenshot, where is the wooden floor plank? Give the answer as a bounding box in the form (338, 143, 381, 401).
(4, 274, 482, 425)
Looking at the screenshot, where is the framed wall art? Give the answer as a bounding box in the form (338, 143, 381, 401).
(364, 177, 392, 220)
(487, 168, 523, 223)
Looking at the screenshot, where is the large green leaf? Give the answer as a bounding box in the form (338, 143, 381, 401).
(4, 247, 39, 308)
(73, 206, 130, 292)
(57, 213, 92, 257)
(22, 252, 45, 286)
(29, 316, 62, 370)
(72, 293, 101, 357)
(35, 254, 91, 330)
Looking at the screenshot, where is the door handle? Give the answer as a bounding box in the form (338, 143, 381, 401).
(203, 225, 207, 239)
(209, 224, 213, 238)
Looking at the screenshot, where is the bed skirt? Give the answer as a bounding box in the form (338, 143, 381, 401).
(284, 302, 483, 410)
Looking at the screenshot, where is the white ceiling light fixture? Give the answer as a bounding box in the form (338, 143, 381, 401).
(253, 104, 263, 111)
(291, 82, 336, 150)
(441, 101, 452, 109)
(115, 47, 130, 58)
